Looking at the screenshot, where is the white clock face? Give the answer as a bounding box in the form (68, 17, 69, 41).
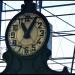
(7, 13, 47, 56)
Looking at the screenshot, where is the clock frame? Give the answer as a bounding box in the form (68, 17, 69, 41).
(5, 10, 50, 58)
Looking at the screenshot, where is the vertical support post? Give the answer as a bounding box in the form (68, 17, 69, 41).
(0, 0, 2, 38)
(47, 24, 52, 58)
(39, 0, 42, 12)
(0, 0, 3, 59)
(71, 46, 75, 73)
(36, 0, 38, 11)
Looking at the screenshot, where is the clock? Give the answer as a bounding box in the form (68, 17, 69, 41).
(1, 0, 57, 74)
(5, 11, 50, 57)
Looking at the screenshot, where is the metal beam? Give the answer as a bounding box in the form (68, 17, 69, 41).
(42, 8, 75, 29)
(49, 57, 75, 60)
(1, 13, 75, 21)
(0, 0, 3, 37)
(39, 0, 42, 12)
(71, 46, 75, 73)
(0, 0, 3, 59)
(42, 3, 75, 8)
(48, 62, 75, 64)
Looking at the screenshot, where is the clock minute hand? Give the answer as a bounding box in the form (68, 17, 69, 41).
(24, 17, 37, 38)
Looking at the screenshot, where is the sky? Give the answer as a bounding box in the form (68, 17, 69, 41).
(0, 1, 75, 73)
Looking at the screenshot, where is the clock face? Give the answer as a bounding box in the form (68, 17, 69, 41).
(7, 12, 47, 56)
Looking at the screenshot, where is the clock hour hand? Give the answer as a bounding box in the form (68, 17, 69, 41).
(21, 22, 27, 34)
(24, 17, 37, 38)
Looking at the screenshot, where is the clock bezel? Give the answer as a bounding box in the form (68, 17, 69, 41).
(5, 10, 51, 58)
